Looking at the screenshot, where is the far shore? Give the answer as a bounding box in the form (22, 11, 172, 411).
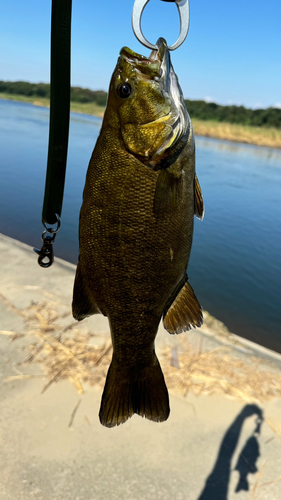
(1, 93, 281, 150)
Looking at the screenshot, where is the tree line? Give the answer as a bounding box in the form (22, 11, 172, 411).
(185, 99, 281, 129)
(1, 80, 280, 129)
(0, 80, 107, 107)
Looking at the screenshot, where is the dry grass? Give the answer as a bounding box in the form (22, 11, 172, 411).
(192, 118, 281, 149)
(4, 300, 112, 394)
(69, 101, 104, 117)
(2, 297, 281, 405)
(161, 338, 281, 403)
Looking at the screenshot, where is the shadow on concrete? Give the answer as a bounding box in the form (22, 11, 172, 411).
(197, 404, 263, 500)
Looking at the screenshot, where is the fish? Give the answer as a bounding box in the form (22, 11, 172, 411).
(72, 37, 204, 427)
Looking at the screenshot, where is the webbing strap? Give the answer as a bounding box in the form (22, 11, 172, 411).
(42, 0, 72, 225)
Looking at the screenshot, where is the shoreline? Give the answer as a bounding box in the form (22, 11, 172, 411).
(1, 231, 281, 362)
(1, 94, 281, 149)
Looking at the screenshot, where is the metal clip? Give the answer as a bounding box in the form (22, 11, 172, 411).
(34, 214, 60, 268)
(132, 0, 190, 51)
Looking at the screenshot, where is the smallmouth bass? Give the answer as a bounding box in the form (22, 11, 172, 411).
(72, 38, 204, 427)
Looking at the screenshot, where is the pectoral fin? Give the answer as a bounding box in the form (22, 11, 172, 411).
(72, 262, 100, 321)
(194, 173, 204, 220)
(153, 169, 183, 215)
(163, 277, 203, 334)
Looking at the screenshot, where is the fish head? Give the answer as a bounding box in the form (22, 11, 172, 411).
(107, 38, 190, 167)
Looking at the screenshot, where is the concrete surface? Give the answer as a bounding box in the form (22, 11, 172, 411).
(0, 232, 281, 500)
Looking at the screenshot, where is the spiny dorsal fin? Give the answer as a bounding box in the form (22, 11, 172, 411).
(153, 169, 183, 215)
(163, 278, 203, 334)
(194, 173, 204, 220)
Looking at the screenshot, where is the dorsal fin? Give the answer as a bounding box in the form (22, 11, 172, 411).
(163, 277, 203, 334)
(194, 173, 204, 220)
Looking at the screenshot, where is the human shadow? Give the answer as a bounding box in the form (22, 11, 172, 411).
(197, 404, 263, 500)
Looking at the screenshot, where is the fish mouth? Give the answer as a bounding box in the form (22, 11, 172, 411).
(153, 39, 189, 161)
(150, 37, 171, 86)
(120, 38, 189, 163)
(120, 37, 170, 83)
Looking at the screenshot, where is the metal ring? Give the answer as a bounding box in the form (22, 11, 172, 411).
(42, 213, 61, 234)
(41, 230, 57, 243)
(132, 0, 190, 51)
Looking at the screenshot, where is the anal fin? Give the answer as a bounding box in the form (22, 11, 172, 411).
(163, 276, 203, 334)
(72, 262, 100, 321)
(194, 173, 204, 220)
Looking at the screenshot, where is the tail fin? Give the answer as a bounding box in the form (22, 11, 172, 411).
(99, 354, 170, 428)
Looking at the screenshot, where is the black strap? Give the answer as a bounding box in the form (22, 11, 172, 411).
(34, 0, 72, 267)
(42, 0, 72, 225)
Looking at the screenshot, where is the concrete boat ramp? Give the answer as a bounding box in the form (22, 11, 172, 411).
(0, 233, 281, 500)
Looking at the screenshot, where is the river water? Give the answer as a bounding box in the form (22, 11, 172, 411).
(0, 99, 280, 351)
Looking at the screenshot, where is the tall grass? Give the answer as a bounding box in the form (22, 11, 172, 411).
(192, 119, 281, 149)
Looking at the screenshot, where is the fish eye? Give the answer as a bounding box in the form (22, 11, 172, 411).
(117, 83, 132, 99)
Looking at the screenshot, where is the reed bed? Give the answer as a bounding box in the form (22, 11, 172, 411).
(192, 118, 281, 149)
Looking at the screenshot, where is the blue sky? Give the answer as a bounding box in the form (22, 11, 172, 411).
(0, 0, 280, 109)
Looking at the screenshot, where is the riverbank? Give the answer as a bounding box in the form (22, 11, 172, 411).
(0, 93, 105, 117)
(1, 93, 281, 149)
(1, 232, 281, 500)
(192, 118, 281, 149)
